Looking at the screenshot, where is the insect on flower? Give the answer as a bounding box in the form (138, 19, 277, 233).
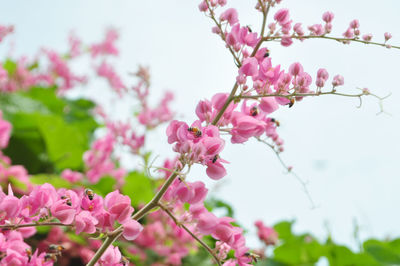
(245, 252, 261, 263)
(188, 127, 202, 137)
(85, 189, 94, 200)
(212, 154, 219, 163)
(270, 118, 280, 127)
(250, 106, 259, 116)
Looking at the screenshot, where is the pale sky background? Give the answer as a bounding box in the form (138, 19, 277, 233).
(1, 0, 400, 259)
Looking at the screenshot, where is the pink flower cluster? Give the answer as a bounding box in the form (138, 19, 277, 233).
(0, 183, 142, 264)
(83, 133, 126, 184)
(107, 120, 145, 154)
(90, 28, 119, 58)
(0, 25, 13, 42)
(154, 159, 252, 266)
(96, 61, 126, 95)
(133, 205, 198, 265)
(0, 230, 51, 265)
(0, 58, 51, 93)
(132, 71, 175, 129)
(45, 50, 86, 93)
(255, 220, 278, 246)
(167, 119, 228, 180)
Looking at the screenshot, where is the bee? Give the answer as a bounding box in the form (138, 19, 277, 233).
(188, 127, 202, 138)
(250, 106, 259, 116)
(245, 252, 261, 263)
(288, 98, 295, 108)
(121, 256, 130, 265)
(212, 155, 219, 163)
(270, 118, 280, 127)
(49, 244, 65, 253)
(264, 49, 270, 58)
(26, 248, 32, 261)
(45, 253, 58, 262)
(246, 25, 253, 33)
(85, 189, 94, 200)
(66, 199, 72, 206)
(60, 195, 67, 200)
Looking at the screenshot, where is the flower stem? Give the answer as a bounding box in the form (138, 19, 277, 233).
(158, 203, 221, 266)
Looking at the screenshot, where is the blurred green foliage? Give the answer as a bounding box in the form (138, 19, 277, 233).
(0, 86, 98, 174)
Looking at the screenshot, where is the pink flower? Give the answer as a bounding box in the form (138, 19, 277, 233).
(175, 182, 195, 203)
(0, 185, 21, 219)
(90, 28, 119, 57)
(98, 246, 122, 265)
(231, 113, 266, 143)
(281, 36, 293, 47)
(61, 169, 83, 183)
(187, 181, 208, 204)
(293, 23, 304, 36)
(274, 9, 290, 25)
(97, 61, 126, 95)
(362, 34, 373, 41)
(122, 219, 143, 240)
(28, 183, 58, 215)
(197, 212, 218, 235)
(206, 161, 227, 180)
(202, 137, 225, 156)
(50, 200, 76, 224)
(289, 62, 303, 76)
(220, 8, 239, 26)
(349, 19, 360, 29)
(166, 120, 186, 144)
(198, 1, 208, 12)
(196, 100, 212, 122)
(1, 249, 28, 265)
(239, 57, 258, 78)
(255, 220, 279, 245)
(0, 25, 14, 42)
(104, 190, 134, 223)
(322, 11, 334, 23)
(75, 211, 98, 234)
(317, 68, 329, 81)
(343, 28, 354, 39)
(332, 75, 344, 87)
(308, 24, 325, 36)
(259, 97, 279, 114)
(384, 32, 392, 42)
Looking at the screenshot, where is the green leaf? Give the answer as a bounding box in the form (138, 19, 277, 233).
(67, 232, 87, 245)
(36, 114, 87, 170)
(30, 174, 72, 189)
(122, 172, 154, 206)
(206, 198, 234, 217)
(364, 239, 400, 264)
(89, 176, 116, 196)
(8, 177, 28, 191)
(0, 87, 99, 173)
(3, 59, 17, 75)
(325, 244, 379, 266)
(273, 238, 325, 265)
(274, 221, 295, 242)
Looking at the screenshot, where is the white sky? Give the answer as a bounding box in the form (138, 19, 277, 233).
(1, 0, 400, 253)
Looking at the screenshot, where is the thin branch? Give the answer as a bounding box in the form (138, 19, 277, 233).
(158, 203, 222, 266)
(255, 137, 317, 209)
(263, 34, 400, 50)
(0, 222, 73, 229)
(204, 0, 242, 66)
(236, 89, 389, 114)
(212, 83, 239, 125)
(257, 0, 271, 38)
